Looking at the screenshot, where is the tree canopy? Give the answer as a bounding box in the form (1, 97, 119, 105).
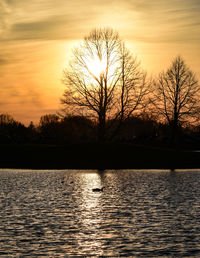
(61, 28, 150, 142)
(153, 56, 200, 138)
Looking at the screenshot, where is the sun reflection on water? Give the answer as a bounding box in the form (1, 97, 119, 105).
(75, 172, 104, 254)
(1, 170, 200, 256)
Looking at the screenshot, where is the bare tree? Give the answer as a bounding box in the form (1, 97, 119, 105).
(153, 56, 200, 139)
(61, 28, 150, 142)
(39, 114, 60, 127)
(0, 114, 15, 124)
(39, 114, 60, 142)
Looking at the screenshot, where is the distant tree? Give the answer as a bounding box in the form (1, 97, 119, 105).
(39, 114, 60, 142)
(59, 115, 94, 143)
(61, 28, 150, 142)
(27, 121, 37, 142)
(39, 114, 59, 127)
(0, 114, 15, 124)
(153, 56, 200, 140)
(0, 114, 28, 143)
(28, 121, 35, 130)
(117, 115, 157, 142)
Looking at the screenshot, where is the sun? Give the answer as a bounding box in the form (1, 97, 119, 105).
(82, 51, 119, 82)
(86, 56, 107, 78)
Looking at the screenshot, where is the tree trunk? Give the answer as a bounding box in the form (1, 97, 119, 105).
(98, 113, 106, 143)
(171, 115, 178, 143)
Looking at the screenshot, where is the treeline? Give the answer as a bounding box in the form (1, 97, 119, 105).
(0, 113, 200, 146)
(61, 29, 200, 143)
(1, 29, 200, 147)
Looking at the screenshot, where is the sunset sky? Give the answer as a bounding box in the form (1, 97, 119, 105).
(0, 0, 200, 125)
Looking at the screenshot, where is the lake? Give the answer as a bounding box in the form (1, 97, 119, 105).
(0, 169, 200, 256)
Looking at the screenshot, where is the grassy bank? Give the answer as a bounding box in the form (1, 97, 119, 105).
(0, 143, 199, 170)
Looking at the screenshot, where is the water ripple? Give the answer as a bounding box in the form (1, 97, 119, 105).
(0, 169, 200, 256)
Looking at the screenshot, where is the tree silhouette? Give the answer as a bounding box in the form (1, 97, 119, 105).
(61, 28, 150, 142)
(39, 114, 60, 127)
(0, 114, 15, 124)
(39, 114, 60, 142)
(153, 56, 200, 140)
(0, 113, 28, 143)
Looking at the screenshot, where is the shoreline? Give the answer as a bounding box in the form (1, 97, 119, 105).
(1, 168, 200, 173)
(0, 143, 200, 170)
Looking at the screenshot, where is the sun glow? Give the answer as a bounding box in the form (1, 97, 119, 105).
(86, 57, 107, 78)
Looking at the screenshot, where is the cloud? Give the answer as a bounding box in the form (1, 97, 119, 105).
(0, 0, 11, 36)
(0, 83, 43, 108)
(0, 57, 8, 65)
(121, 0, 200, 43)
(1, 0, 110, 41)
(9, 14, 93, 41)
(1, 0, 199, 44)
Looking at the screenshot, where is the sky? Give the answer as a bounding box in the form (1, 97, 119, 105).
(0, 0, 200, 125)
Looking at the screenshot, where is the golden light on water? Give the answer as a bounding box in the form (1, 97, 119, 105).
(75, 172, 104, 254)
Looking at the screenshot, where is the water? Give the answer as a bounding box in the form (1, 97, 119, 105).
(0, 169, 200, 257)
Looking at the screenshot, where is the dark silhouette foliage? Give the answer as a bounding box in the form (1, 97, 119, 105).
(0, 53, 199, 148)
(39, 114, 60, 143)
(0, 114, 29, 143)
